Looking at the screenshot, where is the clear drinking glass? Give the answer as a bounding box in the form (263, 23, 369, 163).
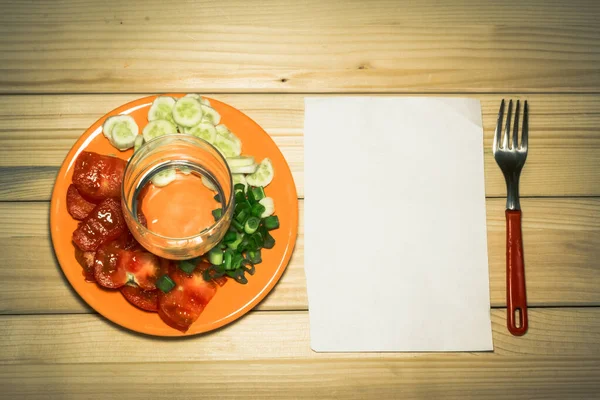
(121, 134, 234, 260)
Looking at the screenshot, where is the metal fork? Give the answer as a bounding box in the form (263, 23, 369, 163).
(493, 99, 529, 336)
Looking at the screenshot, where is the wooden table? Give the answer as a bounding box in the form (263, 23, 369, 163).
(1, 1, 599, 398)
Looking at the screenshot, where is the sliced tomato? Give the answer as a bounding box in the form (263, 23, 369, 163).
(74, 246, 96, 282)
(73, 151, 126, 201)
(66, 184, 97, 220)
(158, 264, 218, 332)
(195, 261, 227, 287)
(72, 198, 126, 251)
(117, 250, 161, 290)
(120, 285, 159, 312)
(94, 241, 128, 288)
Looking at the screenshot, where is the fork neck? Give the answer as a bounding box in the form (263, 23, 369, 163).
(505, 173, 521, 211)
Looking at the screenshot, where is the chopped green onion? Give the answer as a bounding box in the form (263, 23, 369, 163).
(208, 247, 223, 265)
(234, 183, 246, 195)
(156, 275, 176, 293)
(247, 249, 262, 265)
(263, 231, 276, 249)
(242, 260, 256, 276)
(203, 264, 226, 281)
(244, 216, 260, 234)
(223, 231, 237, 243)
(264, 215, 280, 230)
(235, 201, 250, 214)
(223, 249, 233, 270)
(231, 219, 244, 232)
(250, 232, 264, 248)
(235, 191, 246, 205)
(250, 186, 266, 201)
(212, 208, 222, 220)
(178, 260, 196, 274)
(213, 193, 221, 203)
(238, 236, 250, 252)
(235, 209, 249, 223)
(225, 269, 248, 284)
(227, 232, 244, 250)
(232, 253, 244, 269)
(251, 203, 266, 218)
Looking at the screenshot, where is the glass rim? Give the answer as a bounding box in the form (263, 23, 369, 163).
(121, 133, 234, 242)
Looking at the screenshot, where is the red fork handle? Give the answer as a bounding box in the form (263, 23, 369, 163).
(506, 210, 528, 335)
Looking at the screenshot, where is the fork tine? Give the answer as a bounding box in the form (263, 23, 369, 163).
(493, 99, 505, 151)
(503, 99, 513, 149)
(521, 100, 528, 150)
(512, 100, 520, 149)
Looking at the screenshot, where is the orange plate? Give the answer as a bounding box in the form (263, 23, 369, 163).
(50, 95, 299, 336)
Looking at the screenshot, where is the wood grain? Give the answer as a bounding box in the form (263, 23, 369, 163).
(1, 308, 599, 364)
(0, 94, 599, 199)
(1, 198, 598, 314)
(0, 358, 598, 400)
(0, 1, 599, 93)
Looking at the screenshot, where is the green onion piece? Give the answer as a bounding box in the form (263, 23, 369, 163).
(208, 248, 223, 265)
(247, 187, 258, 205)
(232, 253, 244, 269)
(238, 236, 250, 252)
(242, 260, 256, 276)
(251, 203, 266, 218)
(203, 264, 226, 281)
(235, 191, 246, 205)
(244, 216, 260, 234)
(235, 201, 250, 214)
(227, 232, 244, 250)
(223, 231, 237, 243)
(264, 215, 280, 230)
(156, 275, 176, 293)
(250, 186, 266, 201)
(178, 260, 196, 274)
(213, 193, 221, 203)
(225, 269, 248, 284)
(231, 219, 244, 232)
(250, 232, 264, 248)
(235, 209, 249, 223)
(263, 231, 276, 249)
(247, 249, 262, 265)
(223, 249, 234, 270)
(234, 183, 246, 195)
(212, 208, 222, 220)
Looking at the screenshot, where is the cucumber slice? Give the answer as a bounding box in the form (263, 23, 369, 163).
(245, 158, 274, 187)
(151, 168, 176, 187)
(214, 134, 242, 157)
(185, 93, 211, 106)
(178, 166, 192, 175)
(230, 163, 258, 174)
(108, 117, 139, 150)
(232, 174, 248, 191)
(103, 115, 138, 140)
(227, 156, 255, 169)
(142, 119, 177, 142)
(133, 135, 144, 152)
(201, 175, 217, 191)
(185, 122, 217, 143)
(259, 197, 274, 218)
(215, 124, 242, 148)
(172, 97, 203, 128)
(148, 96, 176, 124)
(200, 104, 221, 125)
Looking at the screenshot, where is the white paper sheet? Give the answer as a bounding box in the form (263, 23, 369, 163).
(303, 97, 493, 352)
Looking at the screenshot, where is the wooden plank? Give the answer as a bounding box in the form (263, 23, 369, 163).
(0, 358, 598, 400)
(1, 308, 599, 364)
(1, 198, 598, 314)
(0, 94, 599, 199)
(0, 1, 599, 93)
